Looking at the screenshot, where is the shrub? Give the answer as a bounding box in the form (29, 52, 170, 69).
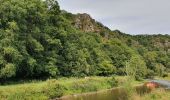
(162, 73, 168, 78)
(0, 63, 16, 79)
(72, 80, 98, 92)
(107, 76, 118, 87)
(43, 79, 66, 99)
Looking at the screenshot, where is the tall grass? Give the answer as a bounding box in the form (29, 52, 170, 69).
(132, 89, 170, 100)
(0, 76, 118, 100)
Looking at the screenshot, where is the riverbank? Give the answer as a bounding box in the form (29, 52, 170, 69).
(132, 88, 170, 100)
(0, 76, 143, 100)
(1, 76, 170, 100)
(132, 74, 170, 100)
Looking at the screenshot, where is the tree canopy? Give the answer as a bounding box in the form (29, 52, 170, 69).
(0, 0, 169, 81)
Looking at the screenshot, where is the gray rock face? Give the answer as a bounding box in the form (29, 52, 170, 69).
(73, 13, 96, 32)
(72, 13, 111, 39)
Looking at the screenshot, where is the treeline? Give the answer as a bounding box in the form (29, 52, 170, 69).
(0, 0, 169, 81)
(112, 31, 170, 77)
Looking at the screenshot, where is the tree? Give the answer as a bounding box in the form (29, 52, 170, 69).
(154, 63, 165, 77)
(0, 63, 16, 79)
(0, 0, 169, 80)
(97, 60, 116, 76)
(126, 56, 147, 80)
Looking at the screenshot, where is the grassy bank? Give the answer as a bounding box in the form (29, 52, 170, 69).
(0, 76, 127, 100)
(132, 74, 170, 100)
(132, 89, 170, 100)
(4, 75, 170, 100)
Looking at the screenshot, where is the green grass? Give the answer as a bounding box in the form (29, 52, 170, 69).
(0, 76, 145, 100)
(132, 89, 170, 100)
(0, 81, 47, 100)
(59, 77, 115, 95)
(0, 76, 119, 100)
(131, 73, 170, 100)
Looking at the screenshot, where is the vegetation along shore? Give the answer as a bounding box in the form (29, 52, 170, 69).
(0, 0, 169, 100)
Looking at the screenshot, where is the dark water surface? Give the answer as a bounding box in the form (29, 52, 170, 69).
(57, 87, 144, 100)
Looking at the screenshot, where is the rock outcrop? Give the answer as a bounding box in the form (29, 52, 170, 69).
(73, 13, 96, 32)
(72, 13, 112, 39)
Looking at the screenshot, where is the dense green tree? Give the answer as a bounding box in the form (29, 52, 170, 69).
(126, 56, 147, 80)
(154, 63, 166, 77)
(0, 0, 169, 81)
(0, 63, 16, 79)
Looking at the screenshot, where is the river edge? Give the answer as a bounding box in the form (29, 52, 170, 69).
(54, 87, 119, 100)
(0, 76, 136, 99)
(1, 77, 169, 100)
(54, 79, 170, 100)
(54, 84, 144, 100)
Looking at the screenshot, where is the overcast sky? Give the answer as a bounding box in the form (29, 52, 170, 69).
(58, 0, 170, 35)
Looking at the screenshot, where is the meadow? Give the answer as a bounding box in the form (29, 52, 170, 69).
(0, 76, 145, 100)
(0, 77, 118, 100)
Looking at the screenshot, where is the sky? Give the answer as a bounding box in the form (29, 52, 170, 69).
(58, 0, 170, 35)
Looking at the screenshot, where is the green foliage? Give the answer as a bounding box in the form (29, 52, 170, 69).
(97, 60, 116, 76)
(72, 80, 98, 92)
(0, 0, 62, 79)
(43, 79, 66, 98)
(0, 0, 169, 81)
(107, 76, 118, 87)
(0, 77, 119, 99)
(69, 77, 118, 93)
(45, 62, 59, 77)
(0, 63, 16, 79)
(126, 56, 147, 80)
(154, 63, 166, 77)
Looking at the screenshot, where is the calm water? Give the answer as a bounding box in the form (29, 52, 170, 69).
(57, 87, 147, 100)
(151, 80, 170, 89)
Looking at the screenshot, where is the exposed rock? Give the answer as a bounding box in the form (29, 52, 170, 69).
(72, 13, 113, 39)
(73, 13, 97, 32)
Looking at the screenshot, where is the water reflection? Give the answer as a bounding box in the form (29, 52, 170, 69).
(58, 88, 138, 100)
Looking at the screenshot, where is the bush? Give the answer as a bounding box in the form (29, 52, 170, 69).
(107, 76, 118, 87)
(0, 63, 16, 79)
(43, 79, 66, 99)
(72, 80, 98, 92)
(145, 69, 155, 79)
(162, 73, 168, 78)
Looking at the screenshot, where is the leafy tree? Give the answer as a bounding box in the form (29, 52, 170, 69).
(126, 56, 147, 80)
(0, 0, 169, 81)
(0, 63, 16, 79)
(154, 63, 166, 77)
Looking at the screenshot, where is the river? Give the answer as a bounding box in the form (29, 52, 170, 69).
(57, 88, 129, 100)
(150, 79, 170, 89)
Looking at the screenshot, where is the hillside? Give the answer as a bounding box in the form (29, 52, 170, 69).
(63, 11, 170, 77)
(0, 0, 169, 82)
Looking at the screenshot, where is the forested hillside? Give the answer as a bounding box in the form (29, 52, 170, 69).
(0, 0, 169, 82)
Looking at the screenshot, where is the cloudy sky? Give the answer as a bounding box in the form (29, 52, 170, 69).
(58, 0, 170, 35)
